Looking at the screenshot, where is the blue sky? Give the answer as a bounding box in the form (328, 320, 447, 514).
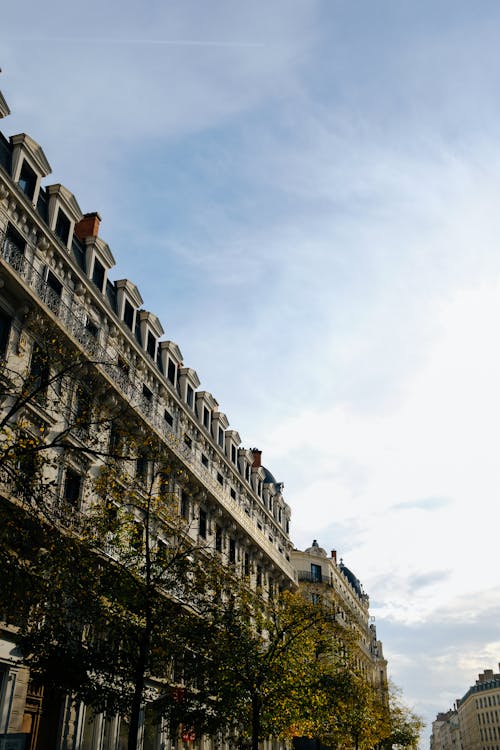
(2, 1, 500, 743)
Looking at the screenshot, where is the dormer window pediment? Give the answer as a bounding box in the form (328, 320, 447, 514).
(115, 279, 143, 332)
(82, 236, 115, 294)
(46, 184, 82, 249)
(159, 341, 183, 388)
(178, 367, 200, 408)
(10, 133, 51, 205)
(138, 310, 164, 363)
(195, 391, 218, 432)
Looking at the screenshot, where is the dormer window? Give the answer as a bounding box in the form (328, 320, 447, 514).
(123, 300, 135, 330)
(10, 133, 51, 207)
(231, 445, 237, 464)
(18, 159, 37, 200)
(55, 209, 71, 245)
(92, 258, 105, 292)
(186, 384, 194, 408)
(203, 407, 210, 430)
(218, 427, 224, 448)
(167, 358, 176, 385)
(146, 331, 156, 359)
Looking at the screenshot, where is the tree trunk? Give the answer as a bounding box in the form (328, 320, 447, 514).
(251, 694, 262, 750)
(128, 628, 150, 750)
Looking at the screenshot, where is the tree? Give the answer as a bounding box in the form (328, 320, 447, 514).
(0, 313, 223, 750)
(175, 575, 352, 750)
(381, 684, 424, 750)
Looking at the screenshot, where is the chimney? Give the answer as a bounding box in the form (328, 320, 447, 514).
(251, 449, 262, 468)
(331, 549, 337, 562)
(75, 211, 101, 240)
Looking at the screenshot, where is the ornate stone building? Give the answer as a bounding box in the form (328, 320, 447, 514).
(0, 88, 295, 750)
(291, 540, 387, 690)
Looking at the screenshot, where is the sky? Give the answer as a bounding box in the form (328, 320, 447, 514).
(1, 1, 500, 744)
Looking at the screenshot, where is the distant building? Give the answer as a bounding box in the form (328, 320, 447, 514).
(430, 709, 462, 750)
(291, 540, 387, 690)
(457, 666, 500, 750)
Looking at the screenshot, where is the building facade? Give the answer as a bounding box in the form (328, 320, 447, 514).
(457, 667, 500, 750)
(0, 88, 295, 750)
(291, 540, 387, 690)
(430, 710, 462, 750)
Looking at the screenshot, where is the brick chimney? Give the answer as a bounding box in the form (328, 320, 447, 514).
(251, 449, 262, 468)
(75, 211, 101, 240)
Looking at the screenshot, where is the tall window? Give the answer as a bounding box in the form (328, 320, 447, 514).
(229, 537, 236, 564)
(91, 258, 105, 291)
(311, 563, 322, 583)
(46, 270, 63, 298)
(4, 224, 25, 255)
(63, 469, 82, 506)
(0, 310, 11, 358)
(73, 386, 91, 430)
(199, 508, 207, 539)
(29, 344, 50, 403)
(167, 358, 176, 385)
(186, 384, 194, 408)
(55, 209, 71, 245)
(215, 525, 222, 552)
(18, 159, 37, 200)
(180, 491, 189, 519)
(123, 300, 135, 329)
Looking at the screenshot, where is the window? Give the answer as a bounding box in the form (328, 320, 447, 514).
(136, 453, 148, 481)
(29, 344, 50, 402)
(73, 386, 91, 429)
(268, 579, 274, 599)
(256, 566, 262, 587)
(186, 384, 194, 408)
(142, 384, 152, 402)
(218, 427, 224, 448)
(201, 454, 209, 468)
(0, 310, 11, 358)
(118, 356, 130, 376)
(199, 508, 207, 539)
(203, 407, 210, 430)
(85, 318, 99, 338)
(92, 258, 105, 291)
(311, 563, 322, 583)
(231, 444, 237, 464)
(215, 525, 222, 552)
(183, 433, 192, 449)
(146, 331, 156, 358)
(55, 209, 71, 244)
(18, 159, 37, 200)
(123, 300, 135, 330)
(230, 487, 236, 500)
(180, 491, 189, 519)
(229, 538, 236, 564)
(164, 409, 173, 427)
(63, 469, 82, 506)
(46, 270, 63, 298)
(217, 472, 224, 486)
(244, 552, 250, 577)
(167, 358, 176, 385)
(4, 224, 25, 255)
